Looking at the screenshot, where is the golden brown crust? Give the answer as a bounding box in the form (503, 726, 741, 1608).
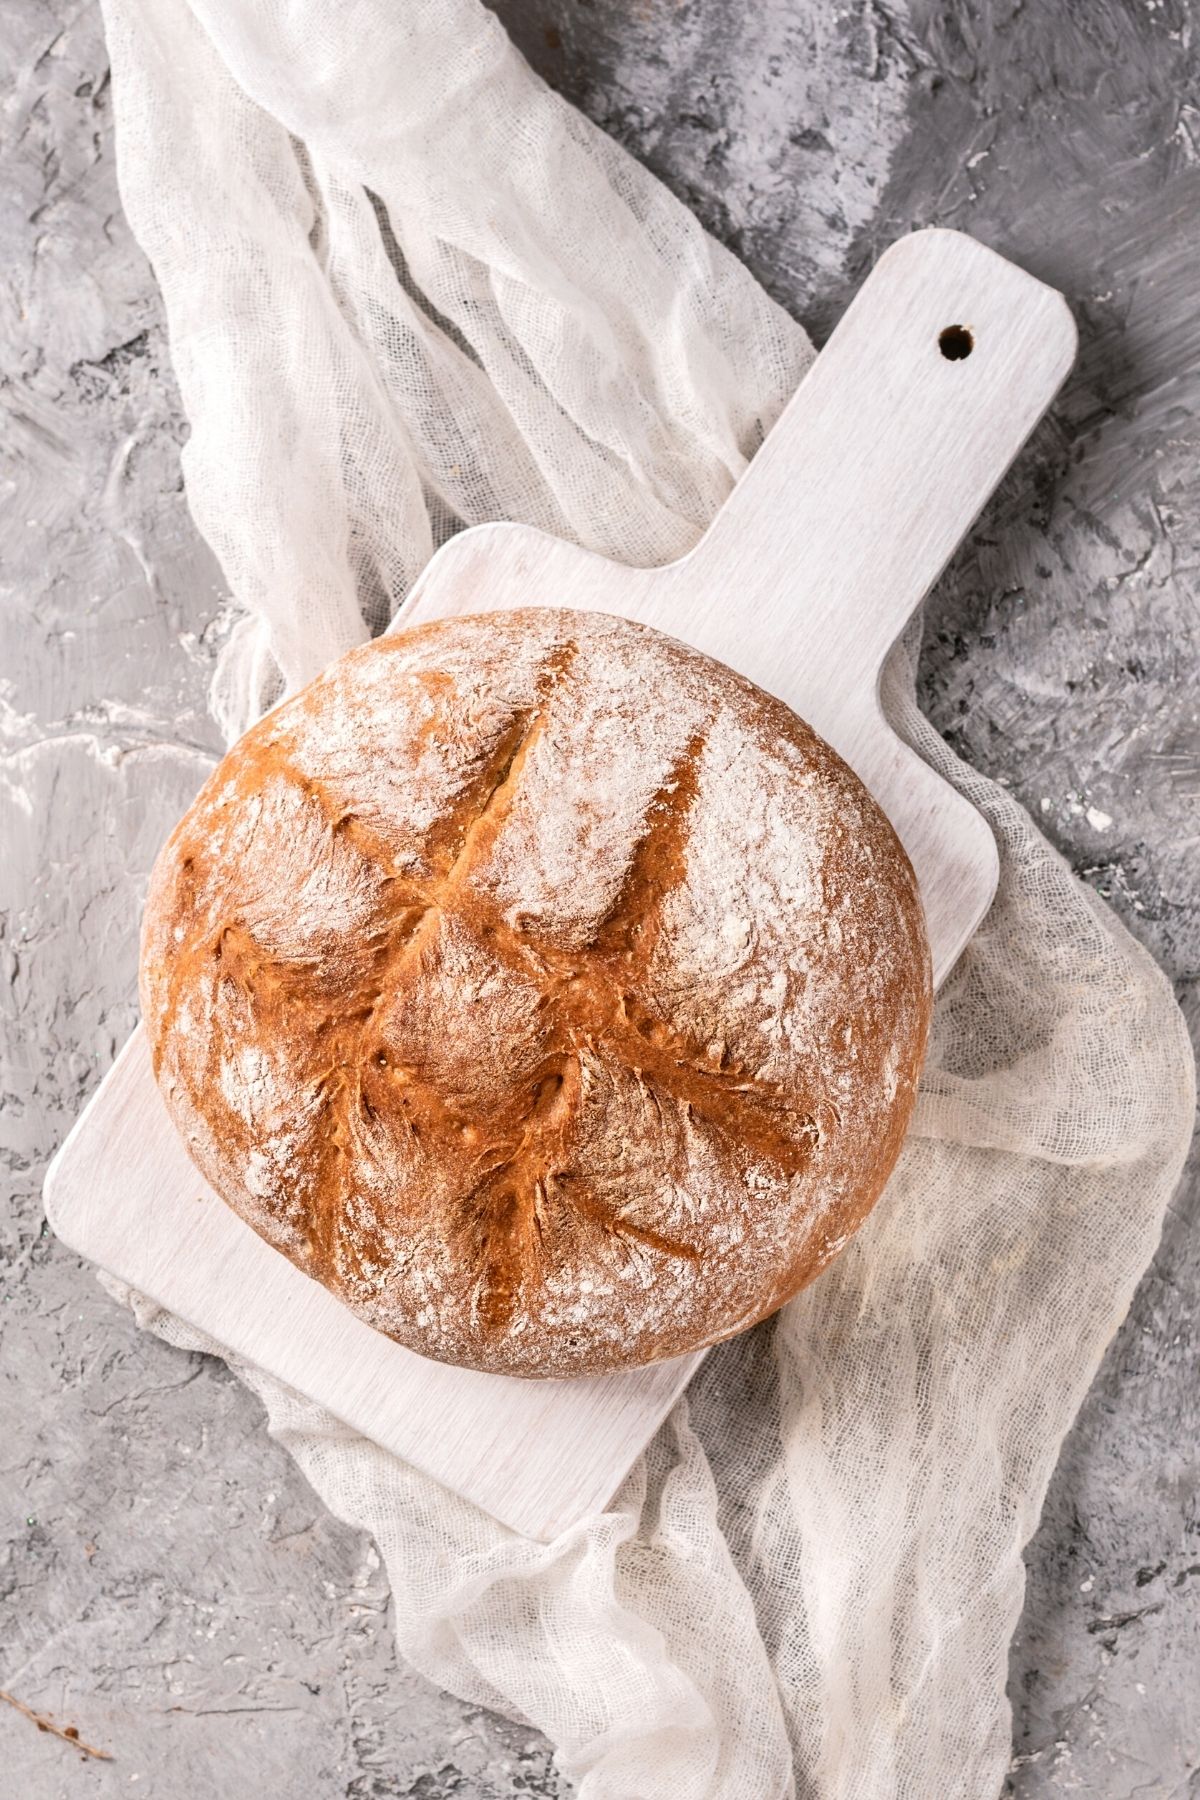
(140, 609, 931, 1377)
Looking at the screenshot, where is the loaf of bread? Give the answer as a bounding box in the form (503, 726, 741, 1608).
(140, 609, 931, 1378)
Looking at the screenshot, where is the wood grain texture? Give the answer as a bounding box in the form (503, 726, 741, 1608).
(44, 230, 1075, 1540)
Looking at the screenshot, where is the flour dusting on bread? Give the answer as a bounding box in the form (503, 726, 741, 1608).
(140, 609, 931, 1378)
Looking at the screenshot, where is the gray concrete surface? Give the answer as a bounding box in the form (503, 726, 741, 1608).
(1, 0, 1196, 1794)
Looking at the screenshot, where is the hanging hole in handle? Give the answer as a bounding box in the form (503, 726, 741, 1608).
(939, 324, 974, 360)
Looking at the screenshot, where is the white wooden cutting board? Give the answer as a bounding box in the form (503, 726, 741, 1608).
(44, 231, 1075, 1541)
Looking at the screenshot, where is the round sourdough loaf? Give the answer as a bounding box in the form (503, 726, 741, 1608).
(140, 609, 931, 1378)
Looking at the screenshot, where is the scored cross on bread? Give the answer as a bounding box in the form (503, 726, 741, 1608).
(140, 607, 930, 1378)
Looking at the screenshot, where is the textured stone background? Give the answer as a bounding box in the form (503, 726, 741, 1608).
(2, 0, 1197, 1794)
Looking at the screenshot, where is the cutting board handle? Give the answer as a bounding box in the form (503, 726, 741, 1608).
(673, 229, 1076, 685)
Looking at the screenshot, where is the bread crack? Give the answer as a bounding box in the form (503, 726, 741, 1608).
(143, 614, 896, 1377)
(299, 711, 820, 1332)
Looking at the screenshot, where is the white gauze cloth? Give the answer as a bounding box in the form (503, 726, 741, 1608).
(97, 1, 1195, 1794)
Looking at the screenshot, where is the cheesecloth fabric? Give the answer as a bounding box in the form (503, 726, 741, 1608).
(97, 0, 1196, 1794)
